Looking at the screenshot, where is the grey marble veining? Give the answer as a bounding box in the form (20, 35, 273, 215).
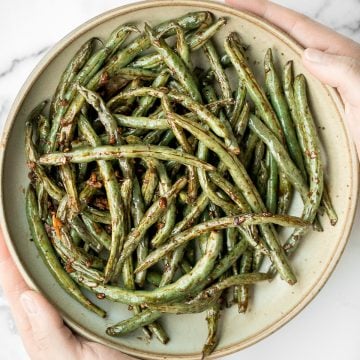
(0, 1, 359, 359)
(0, 46, 50, 79)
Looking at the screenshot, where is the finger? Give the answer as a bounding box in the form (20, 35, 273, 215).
(303, 49, 360, 159)
(20, 290, 81, 360)
(0, 231, 31, 332)
(79, 339, 136, 360)
(344, 104, 360, 159)
(302, 48, 360, 106)
(225, 0, 360, 57)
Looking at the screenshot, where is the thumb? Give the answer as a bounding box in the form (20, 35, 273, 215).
(20, 290, 80, 360)
(302, 48, 360, 106)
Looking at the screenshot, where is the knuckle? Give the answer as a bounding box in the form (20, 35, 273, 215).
(346, 57, 360, 75)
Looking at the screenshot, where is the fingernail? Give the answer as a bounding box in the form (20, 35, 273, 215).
(303, 48, 326, 63)
(20, 293, 38, 315)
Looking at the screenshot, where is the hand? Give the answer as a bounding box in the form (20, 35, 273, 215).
(0, 231, 134, 360)
(226, 0, 360, 158)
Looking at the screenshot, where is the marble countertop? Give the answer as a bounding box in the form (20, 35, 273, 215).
(1, 1, 360, 359)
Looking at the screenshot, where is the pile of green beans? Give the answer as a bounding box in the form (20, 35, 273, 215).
(24, 12, 337, 357)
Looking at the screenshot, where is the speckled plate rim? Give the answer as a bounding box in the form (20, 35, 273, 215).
(0, 1, 358, 359)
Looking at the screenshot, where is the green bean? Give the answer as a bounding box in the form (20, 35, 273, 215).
(121, 257, 151, 340)
(186, 240, 200, 265)
(201, 84, 221, 114)
(130, 17, 227, 70)
(59, 164, 80, 216)
(168, 92, 240, 155)
(73, 223, 222, 305)
(238, 249, 253, 313)
(251, 140, 266, 178)
(29, 100, 48, 125)
(142, 129, 167, 145)
(39, 144, 216, 171)
(56, 195, 68, 222)
(168, 79, 186, 93)
(26, 186, 106, 317)
(53, 224, 105, 279)
(277, 169, 293, 215)
(103, 11, 211, 74)
(196, 273, 271, 301)
(242, 130, 259, 169)
(198, 87, 237, 212)
(77, 116, 125, 283)
(265, 49, 307, 178)
(266, 150, 279, 214)
(197, 146, 238, 214)
(203, 40, 232, 117)
(70, 228, 82, 246)
(146, 271, 162, 287)
(203, 303, 221, 358)
(141, 163, 159, 207)
(169, 112, 297, 284)
(257, 160, 269, 200)
(49, 38, 95, 119)
(114, 177, 187, 277)
(76, 86, 121, 145)
(283, 75, 324, 254)
(135, 213, 308, 274)
(112, 77, 143, 115)
(226, 225, 239, 274)
(130, 177, 149, 287)
(158, 129, 175, 146)
(148, 160, 178, 250)
(47, 25, 137, 151)
(231, 82, 246, 127)
(159, 197, 208, 286)
(283, 61, 337, 226)
(123, 258, 168, 344)
(165, 22, 191, 68)
(145, 24, 202, 103)
(81, 213, 111, 250)
(106, 309, 162, 336)
(25, 120, 65, 201)
(35, 182, 48, 221)
(133, 69, 170, 117)
(162, 96, 198, 202)
(226, 35, 296, 216)
(159, 244, 187, 287)
(181, 258, 193, 273)
(114, 114, 169, 130)
(107, 87, 240, 154)
(38, 114, 50, 154)
(78, 180, 99, 204)
(225, 33, 284, 141)
(149, 292, 222, 314)
(150, 271, 269, 318)
(234, 101, 250, 141)
(83, 206, 111, 225)
(253, 247, 265, 272)
(322, 185, 338, 226)
(70, 215, 104, 252)
(186, 17, 226, 50)
(209, 239, 248, 282)
(208, 172, 250, 213)
(248, 114, 309, 201)
(112, 67, 159, 80)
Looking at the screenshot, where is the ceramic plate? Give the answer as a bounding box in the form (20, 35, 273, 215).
(0, 1, 358, 359)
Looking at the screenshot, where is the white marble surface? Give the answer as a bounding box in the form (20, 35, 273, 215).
(1, 1, 360, 359)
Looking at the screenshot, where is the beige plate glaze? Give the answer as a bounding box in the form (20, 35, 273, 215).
(0, 1, 358, 359)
